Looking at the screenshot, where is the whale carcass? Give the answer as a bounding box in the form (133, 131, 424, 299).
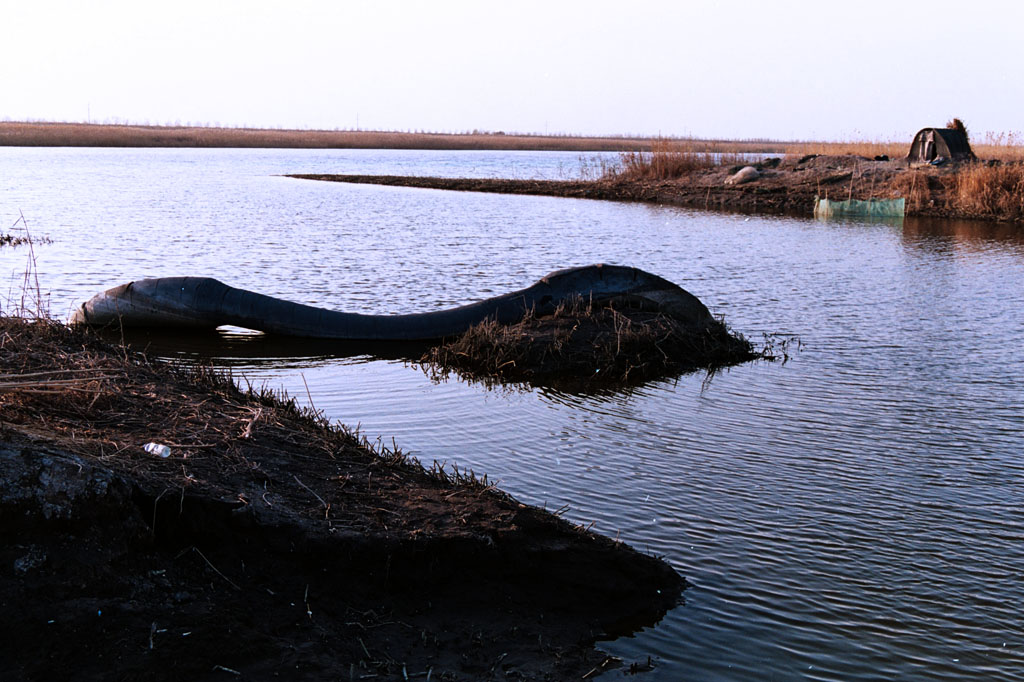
(70, 264, 713, 341)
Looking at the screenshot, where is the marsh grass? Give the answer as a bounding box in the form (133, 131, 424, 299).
(421, 295, 757, 388)
(0, 121, 653, 152)
(949, 164, 1024, 221)
(784, 129, 1024, 163)
(7, 120, 1024, 163)
(608, 139, 752, 181)
(889, 170, 936, 213)
(0, 314, 510, 496)
(783, 140, 907, 159)
(972, 131, 1024, 162)
(887, 163, 1024, 221)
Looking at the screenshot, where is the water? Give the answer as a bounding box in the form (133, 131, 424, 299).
(3, 148, 1024, 680)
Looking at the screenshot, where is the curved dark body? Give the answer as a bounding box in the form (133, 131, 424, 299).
(70, 264, 712, 341)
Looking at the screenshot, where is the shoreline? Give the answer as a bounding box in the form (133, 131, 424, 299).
(1, 318, 683, 681)
(9, 122, 1021, 223)
(290, 154, 1024, 224)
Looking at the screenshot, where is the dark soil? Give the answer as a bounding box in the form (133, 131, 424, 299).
(289, 154, 992, 221)
(0, 318, 684, 681)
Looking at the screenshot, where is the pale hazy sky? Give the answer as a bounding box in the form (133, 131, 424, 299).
(3, 0, 1022, 141)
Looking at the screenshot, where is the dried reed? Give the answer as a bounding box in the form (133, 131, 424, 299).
(784, 128, 1024, 163)
(0, 121, 651, 152)
(889, 170, 935, 212)
(609, 139, 750, 181)
(7, 120, 1024, 164)
(1, 212, 49, 319)
(949, 164, 1024, 221)
(421, 295, 756, 388)
(782, 140, 906, 159)
(2, 311, 526, 517)
(973, 131, 1024, 163)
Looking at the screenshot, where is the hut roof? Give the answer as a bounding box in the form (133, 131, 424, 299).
(907, 128, 975, 163)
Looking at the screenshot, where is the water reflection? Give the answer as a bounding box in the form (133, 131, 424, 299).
(109, 327, 427, 367)
(115, 325, 740, 401)
(902, 215, 1024, 252)
(814, 214, 905, 229)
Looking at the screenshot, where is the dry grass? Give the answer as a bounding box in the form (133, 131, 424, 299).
(421, 295, 756, 388)
(889, 170, 937, 213)
(784, 130, 1024, 163)
(0, 121, 792, 154)
(949, 164, 1024, 221)
(1, 212, 49, 320)
(608, 139, 753, 181)
(887, 163, 1024, 221)
(0, 121, 655, 152)
(971, 131, 1024, 163)
(0, 314, 511, 522)
(783, 140, 907, 159)
(0, 316, 338, 465)
(7, 120, 1024, 163)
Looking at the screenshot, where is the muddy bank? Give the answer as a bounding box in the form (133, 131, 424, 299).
(289, 154, 1023, 223)
(288, 163, 872, 216)
(0, 318, 684, 681)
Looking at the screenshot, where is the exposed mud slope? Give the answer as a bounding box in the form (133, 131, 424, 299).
(0, 318, 684, 681)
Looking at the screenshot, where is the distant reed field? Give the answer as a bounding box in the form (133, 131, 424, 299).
(0, 122, 652, 151)
(4, 121, 1022, 162)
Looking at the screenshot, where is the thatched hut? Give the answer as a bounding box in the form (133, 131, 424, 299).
(907, 128, 975, 164)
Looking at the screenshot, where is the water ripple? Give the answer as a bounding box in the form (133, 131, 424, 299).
(4, 148, 1024, 680)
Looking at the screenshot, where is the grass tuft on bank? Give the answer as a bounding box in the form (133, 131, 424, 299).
(420, 295, 758, 389)
(949, 163, 1024, 221)
(889, 164, 1024, 222)
(609, 139, 750, 181)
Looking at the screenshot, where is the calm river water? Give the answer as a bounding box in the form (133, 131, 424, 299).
(3, 148, 1023, 681)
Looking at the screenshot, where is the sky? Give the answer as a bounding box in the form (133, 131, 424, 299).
(2, 0, 1022, 142)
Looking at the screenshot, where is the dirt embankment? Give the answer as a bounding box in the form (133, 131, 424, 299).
(0, 318, 683, 681)
(291, 154, 1021, 222)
